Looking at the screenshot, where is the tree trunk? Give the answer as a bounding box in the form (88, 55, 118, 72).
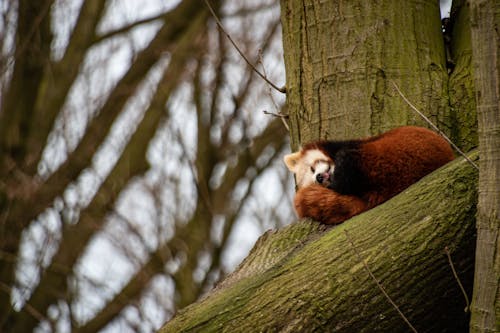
(160, 153, 478, 332)
(448, 0, 478, 152)
(280, 0, 449, 148)
(469, 0, 500, 331)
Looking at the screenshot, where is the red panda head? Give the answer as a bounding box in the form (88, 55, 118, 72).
(284, 149, 334, 188)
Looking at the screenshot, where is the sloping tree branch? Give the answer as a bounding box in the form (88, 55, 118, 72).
(92, 12, 168, 45)
(160, 153, 478, 332)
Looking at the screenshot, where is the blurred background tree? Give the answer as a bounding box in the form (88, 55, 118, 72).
(0, 0, 292, 332)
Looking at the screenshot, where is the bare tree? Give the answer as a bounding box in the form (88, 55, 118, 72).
(0, 0, 291, 332)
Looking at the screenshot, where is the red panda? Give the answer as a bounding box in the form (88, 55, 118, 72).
(284, 126, 455, 224)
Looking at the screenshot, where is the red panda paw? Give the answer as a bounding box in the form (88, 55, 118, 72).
(294, 185, 326, 219)
(294, 184, 367, 225)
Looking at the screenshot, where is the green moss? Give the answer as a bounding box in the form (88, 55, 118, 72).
(448, 0, 478, 151)
(281, 0, 450, 144)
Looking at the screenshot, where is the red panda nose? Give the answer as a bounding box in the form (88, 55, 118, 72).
(316, 172, 330, 184)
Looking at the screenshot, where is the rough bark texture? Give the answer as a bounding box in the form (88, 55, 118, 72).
(448, 0, 478, 152)
(469, 0, 500, 331)
(280, 0, 449, 149)
(160, 153, 478, 332)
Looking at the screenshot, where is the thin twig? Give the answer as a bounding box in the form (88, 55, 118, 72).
(258, 50, 290, 131)
(258, 49, 280, 110)
(444, 246, 470, 312)
(345, 230, 418, 333)
(172, 125, 215, 218)
(390, 80, 479, 171)
(263, 110, 289, 120)
(92, 12, 167, 45)
(203, 0, 286, 94)
(0, 281, 47, 323)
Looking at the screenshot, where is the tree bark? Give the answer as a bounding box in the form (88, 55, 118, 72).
(280, 0, 448, 148)
(160, 153, 478, 332)
(448, 0, 477, 152)
(469, 0, 500, 331)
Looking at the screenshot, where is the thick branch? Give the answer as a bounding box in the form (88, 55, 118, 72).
(160, 153, 478, 332)
(25, 0, 107, 172)
(0, 0, 53, 322)
(0, 0, 53, 162)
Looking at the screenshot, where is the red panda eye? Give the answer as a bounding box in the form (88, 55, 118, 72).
(310, 166, 315, 173)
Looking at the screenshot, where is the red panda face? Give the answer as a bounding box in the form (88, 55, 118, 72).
(284, 149, 334, 188)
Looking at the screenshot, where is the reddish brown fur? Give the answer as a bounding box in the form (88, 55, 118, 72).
(295, 185, 367, 224)
(293, 126, 454, 224)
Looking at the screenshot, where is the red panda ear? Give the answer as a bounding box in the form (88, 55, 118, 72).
(284, 152, 302, 172)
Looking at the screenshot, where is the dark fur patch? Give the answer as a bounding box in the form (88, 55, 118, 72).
(294, 126, 455, 224)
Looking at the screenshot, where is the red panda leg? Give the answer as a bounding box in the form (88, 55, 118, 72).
(294, 184, 368, 225)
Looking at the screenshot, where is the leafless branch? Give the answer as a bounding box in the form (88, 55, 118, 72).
(444, 246, 470, 312)
(173, 125, 215, 219)
(0, 281, 47, 324)
(203, 0, 286, 94)
(0, 0, 53, 77)
(225, 2, 278, 18)
(92, 12, 166, 45)
(258, 50, 289, 131)
(390, 80, 479, 171)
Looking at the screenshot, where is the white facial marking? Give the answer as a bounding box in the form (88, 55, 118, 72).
(312, 160, 333, 187)
(292, 149, 334, 188)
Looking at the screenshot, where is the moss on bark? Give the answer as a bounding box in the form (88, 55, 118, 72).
(448, 0, 478, 152)
(160, 152, 478, 332)
(280, 0, 449, 149)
